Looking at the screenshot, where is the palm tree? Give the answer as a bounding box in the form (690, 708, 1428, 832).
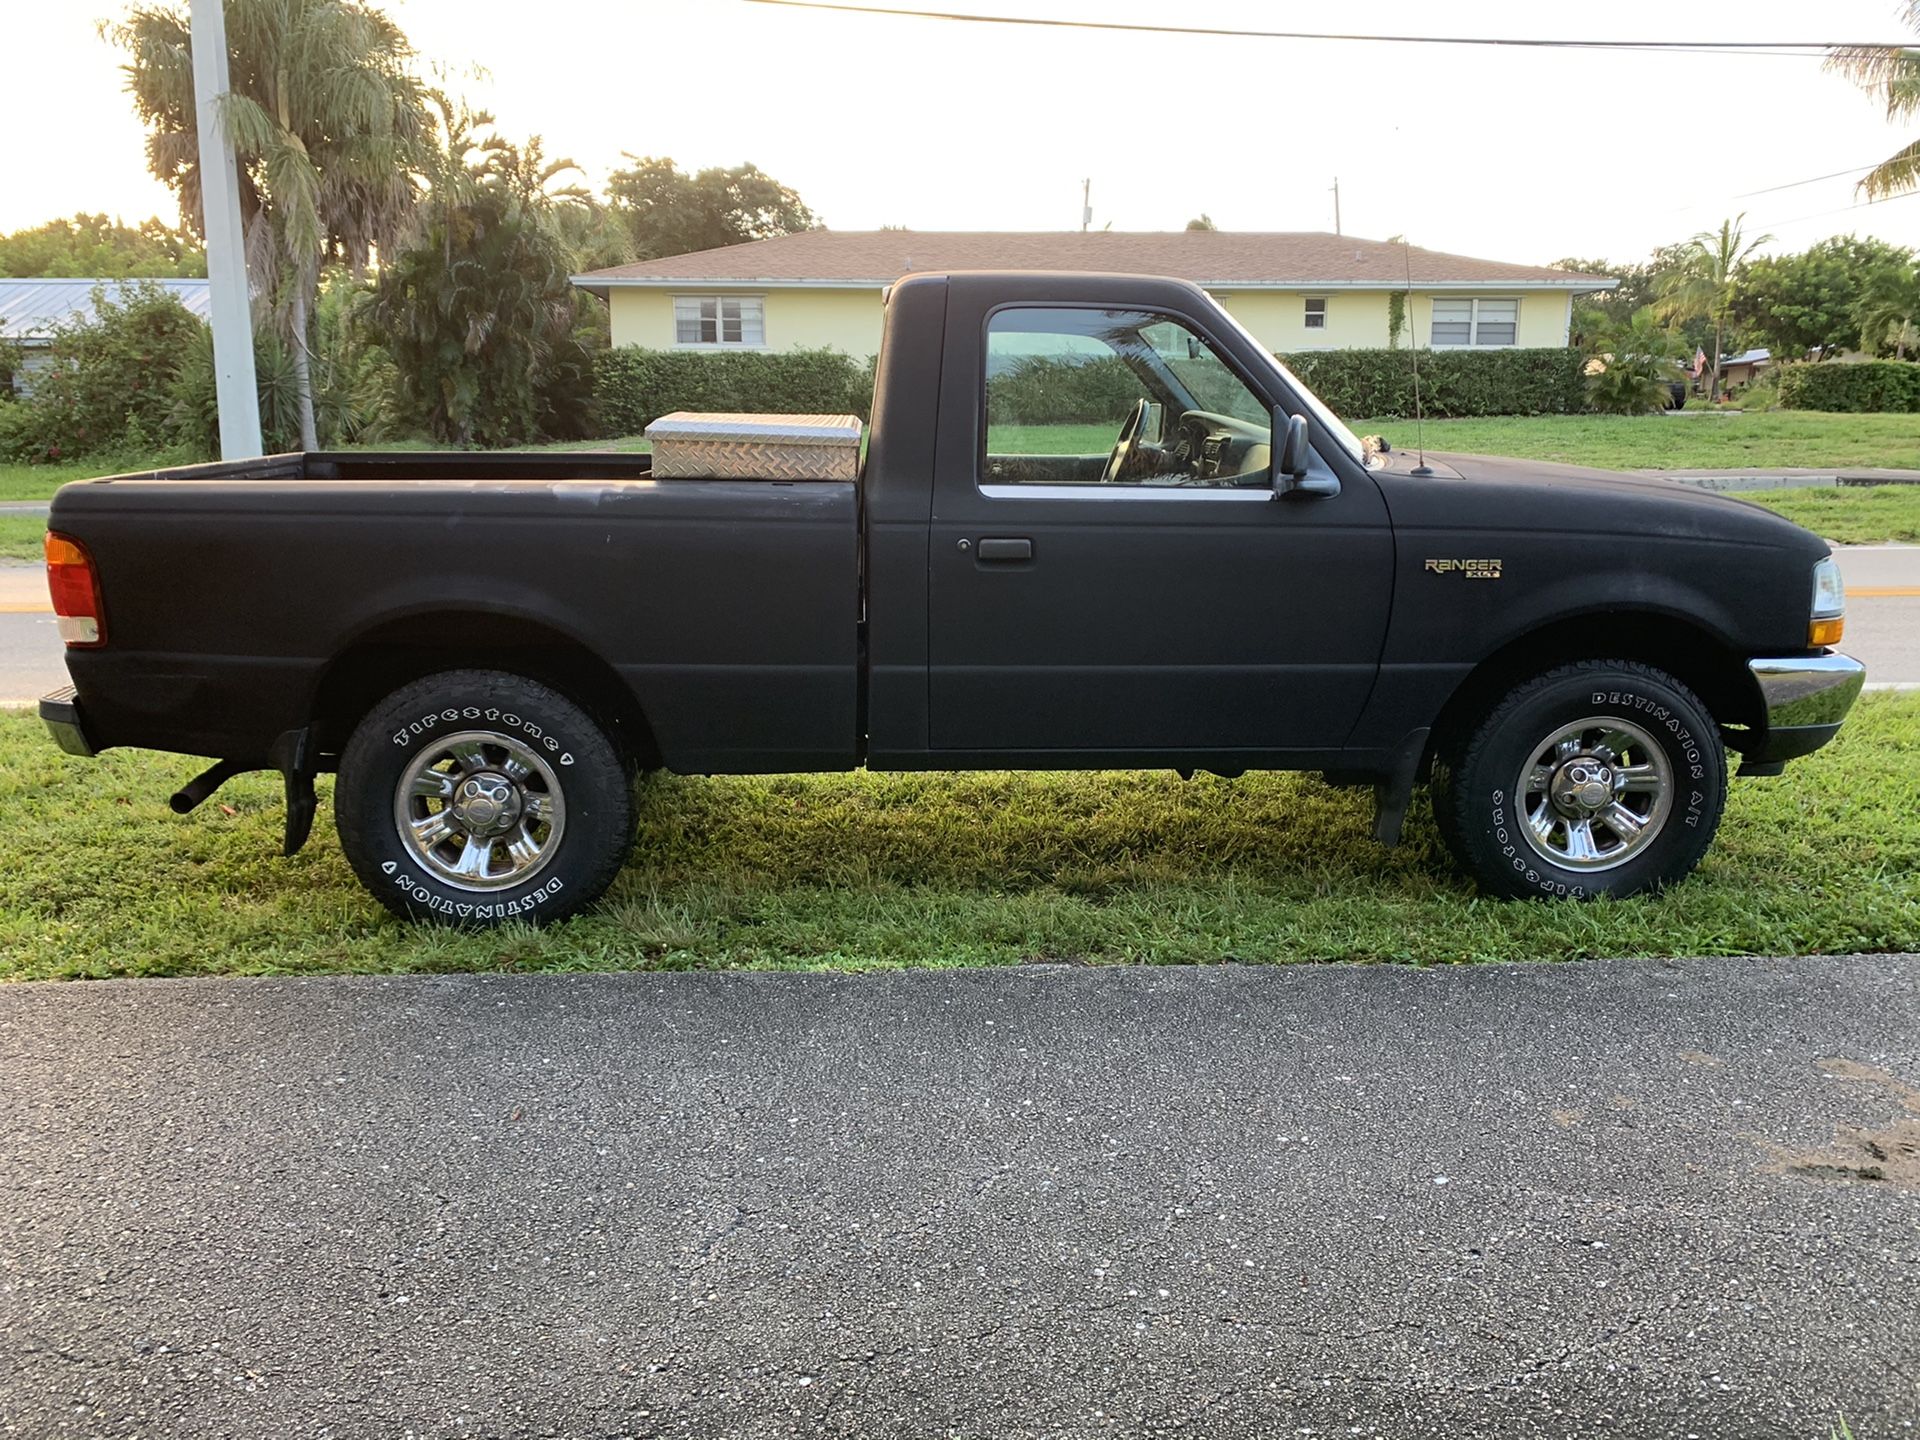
(112, 0, 431, 450)
(1856, 259, 1920, 357)
(1586, 307, 1690, 414)
(1658, 214, 1772, 401)
(1827, 10, 1920, 198)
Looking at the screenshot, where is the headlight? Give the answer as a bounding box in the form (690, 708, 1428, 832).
(1811, 557, 1845, 618)
(1809, 557, 1845, 647)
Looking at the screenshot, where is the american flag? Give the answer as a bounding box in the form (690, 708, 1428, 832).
(1692, 348, 1707, 378)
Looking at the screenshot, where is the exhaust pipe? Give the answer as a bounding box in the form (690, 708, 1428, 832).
(169, 759, 248, 814)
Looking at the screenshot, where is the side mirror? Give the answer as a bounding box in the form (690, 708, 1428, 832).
(1272, 411, 1339, 498)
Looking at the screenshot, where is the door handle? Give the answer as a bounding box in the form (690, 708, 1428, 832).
(975, 537, 1033, 562)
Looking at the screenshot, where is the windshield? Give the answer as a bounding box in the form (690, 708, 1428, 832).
(1211, 305, 1368, 465)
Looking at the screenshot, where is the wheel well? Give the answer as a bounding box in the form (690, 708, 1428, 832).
(1425, 612, 1763, 772)
(306, 612, 661, 771)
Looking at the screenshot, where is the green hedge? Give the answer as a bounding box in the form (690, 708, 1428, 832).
(1278, 347, 1587, 418)
(594, 348, 874, 436)
(593, 343, 1588, 437)
(1777, 361, 1920, 413)
(987, 355, 1140, 425)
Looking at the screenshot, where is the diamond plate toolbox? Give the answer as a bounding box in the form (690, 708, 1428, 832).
(644, 412, 863, 481)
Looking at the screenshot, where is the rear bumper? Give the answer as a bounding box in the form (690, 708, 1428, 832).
(39, 686, 98, 758)
(1741, 652, 1866, 764)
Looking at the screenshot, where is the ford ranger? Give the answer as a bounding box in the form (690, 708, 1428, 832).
(37, 271, 1865, 926)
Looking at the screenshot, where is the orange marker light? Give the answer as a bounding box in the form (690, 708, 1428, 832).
(1808, 616, 1844, 648)
(44, 530, 106, 647)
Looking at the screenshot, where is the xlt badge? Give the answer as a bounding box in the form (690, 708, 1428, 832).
(1425, 558, 1503, 580)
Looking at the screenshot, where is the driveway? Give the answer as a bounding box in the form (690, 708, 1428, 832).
(2, 958, 1915, 1437)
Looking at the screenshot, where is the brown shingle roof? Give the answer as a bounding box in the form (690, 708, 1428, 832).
(574, 231, 1613, 290)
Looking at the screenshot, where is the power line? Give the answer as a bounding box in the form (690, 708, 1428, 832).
(1731, 163, 1882, 199)
(1753, 187, 1920, 230)
(740, 0, 1910, 57)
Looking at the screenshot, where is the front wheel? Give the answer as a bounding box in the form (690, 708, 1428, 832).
(1431, 661, 1727, 900)
(335, 670, 633, 926)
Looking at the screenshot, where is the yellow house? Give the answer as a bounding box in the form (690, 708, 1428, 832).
(573, 231, 1613, 358)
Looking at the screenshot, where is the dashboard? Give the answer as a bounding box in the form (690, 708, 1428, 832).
(1161, 410, 1273, 486)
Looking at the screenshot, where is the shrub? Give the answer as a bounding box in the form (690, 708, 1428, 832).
(371, 191, 594, 448)
(987, 355, 1140, 424)
(594, 347, 873, 436)
(1732, 367, 1781, 413)
(1, 282, 204, 462)
(1279, 347, 1587, 418)
(1583, 307, 1691, 415)
(167, 277, 403, 457)
(1776, 360, 1920, 413)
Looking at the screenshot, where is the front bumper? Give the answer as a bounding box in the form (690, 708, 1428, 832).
(1741, 652, 1867, 765)
(39, 686, 97, 758)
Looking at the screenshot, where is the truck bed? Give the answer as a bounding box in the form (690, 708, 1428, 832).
(49, 451, 861, 772)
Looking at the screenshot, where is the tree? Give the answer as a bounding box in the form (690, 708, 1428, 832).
(1855, 258, 1920, 358)
(0, 214, 204, 278)
(113, 0, 432, 451)
(369, 106, 592, 447)
(1731, 236, 1912, 361)
(1585, 306, 1689, 414)
(605, 156, 815, 260)
(1554, 256, 1657, 337)
(1658, 214, 1772, 400)
(1555, 247, 1716, 357)
(371, 188, 590, 446)
(1185, 214, 1217, 231)
(1827, 8, 1920, 198)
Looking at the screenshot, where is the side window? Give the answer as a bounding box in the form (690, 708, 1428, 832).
(985, 310, 1153, 470)
(984, 307, 1272, 489)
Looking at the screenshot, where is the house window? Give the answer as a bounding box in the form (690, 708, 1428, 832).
(1303, 297, 1327, 330)
(1431, 297, 1519, 347)
(672, 295, 765, 347)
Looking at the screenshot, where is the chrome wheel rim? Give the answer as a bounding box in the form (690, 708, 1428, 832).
(394, 729, 566, 891)
(1515, 715, 1671, 873)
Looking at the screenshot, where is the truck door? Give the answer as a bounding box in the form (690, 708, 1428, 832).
(926, 292, 1393, 757)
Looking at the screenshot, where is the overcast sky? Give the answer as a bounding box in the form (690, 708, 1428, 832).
(5, 0, 1919, 266)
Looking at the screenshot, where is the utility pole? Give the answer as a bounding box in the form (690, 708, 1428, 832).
(190, 0, 262, 459)
(1081, 178, 1091, 233)
(1331, 177, 1342, 236)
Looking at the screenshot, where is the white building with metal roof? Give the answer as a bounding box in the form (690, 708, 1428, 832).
(1, 277, 212, 393)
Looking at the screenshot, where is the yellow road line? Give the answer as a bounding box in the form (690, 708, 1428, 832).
(0, 603, 49, 614)
(1847, 586, 1920, 598)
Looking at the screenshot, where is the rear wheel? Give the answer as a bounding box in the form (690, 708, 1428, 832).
(1432, 660, 1726, 899)
(335, 670, 632, 926)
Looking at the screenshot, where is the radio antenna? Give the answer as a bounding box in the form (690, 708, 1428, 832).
(1403, 238, 1432, 476)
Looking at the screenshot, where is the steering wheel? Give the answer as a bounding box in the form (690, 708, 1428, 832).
(1101, 398, 1152, 484)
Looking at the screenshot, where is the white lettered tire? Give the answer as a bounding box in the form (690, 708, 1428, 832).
(1432, 660, 1727, 900)
(335, 670, 632, 926)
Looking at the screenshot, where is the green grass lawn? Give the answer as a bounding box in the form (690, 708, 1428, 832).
(3, 695, 1914, 982)
(0, 459, 131, 503)
(0, 514, 45, 561)
(1740, 486, 1920, 544)
(1349, 411, 1920, 472)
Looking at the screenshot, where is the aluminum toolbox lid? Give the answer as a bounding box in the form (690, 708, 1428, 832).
(644, 412, 863, 446)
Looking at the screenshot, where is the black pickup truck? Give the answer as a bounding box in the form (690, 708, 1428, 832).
(39, 271, 1864, 926)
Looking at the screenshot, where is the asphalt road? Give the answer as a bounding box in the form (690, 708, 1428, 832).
(2, 958, 1917, 1438)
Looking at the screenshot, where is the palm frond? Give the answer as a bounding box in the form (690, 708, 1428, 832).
(1861, 138, 1920, 198)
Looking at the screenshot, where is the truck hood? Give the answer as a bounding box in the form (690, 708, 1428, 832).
(1373, 448, 1830, 559)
